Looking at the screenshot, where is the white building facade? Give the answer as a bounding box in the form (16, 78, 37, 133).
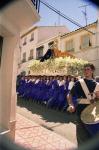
(19, 22, 99, 76)
(0, 0, 40, 140)
(19, 26, 69, 74)
(60, 21, 99, 75)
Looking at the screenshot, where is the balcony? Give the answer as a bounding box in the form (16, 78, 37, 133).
(31, 0, 40, 13)
(0, 0, 40, 33)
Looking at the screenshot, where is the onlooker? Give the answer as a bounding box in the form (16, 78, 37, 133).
(66, 63, 99, 145)
(67, 63, 99, 113)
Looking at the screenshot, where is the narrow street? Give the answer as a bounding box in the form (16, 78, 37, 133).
(17, 98, 78, 146)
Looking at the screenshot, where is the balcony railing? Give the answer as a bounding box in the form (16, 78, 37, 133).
(31, 0, 40, 13)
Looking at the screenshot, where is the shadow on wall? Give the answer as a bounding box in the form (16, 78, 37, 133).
(0, 36, 3, 66)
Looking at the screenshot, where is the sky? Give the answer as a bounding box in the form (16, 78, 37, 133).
(36, 0, 98, 31)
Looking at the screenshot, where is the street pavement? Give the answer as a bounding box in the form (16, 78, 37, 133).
(17, 98, 90, 147)
(15, 113, 77, 150)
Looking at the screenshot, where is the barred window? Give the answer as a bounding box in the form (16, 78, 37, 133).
(66, 40, 74, 51)
(28, 49, 34, 60)
(36, 46, 44, 59)
(23, 37, 27, 45)
(30, 33, 34, 41)
(48, 41, 54, 49)
(22, 52, 26, 63)
(81, 34, 91, 49)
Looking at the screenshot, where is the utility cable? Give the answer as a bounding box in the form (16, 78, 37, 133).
(40, 0, 95, 35)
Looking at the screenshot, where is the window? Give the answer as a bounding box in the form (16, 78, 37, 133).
(36, 46, 44, 59)
(30, 33, 34, 41)
(23, 37, 27, 45)
(22, 52, 26, 63)
(48, 41, 54, 49)
(28, 49, 33, 60)
(66, 40, 74, 51)
(81, 34, 92, 49)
